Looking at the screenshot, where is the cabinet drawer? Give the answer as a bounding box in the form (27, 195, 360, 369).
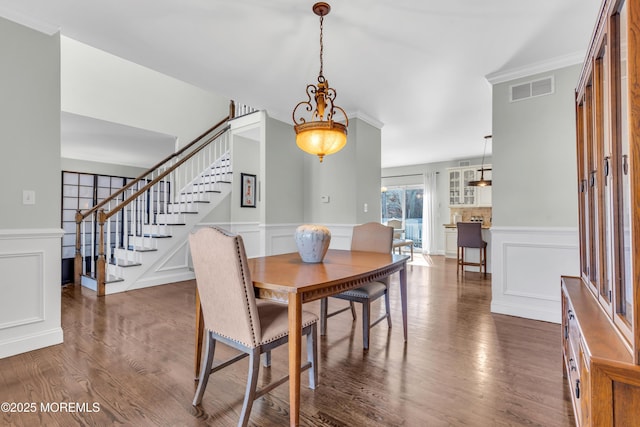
(562, 290, 584, 424)
(564, 297, 582, 360)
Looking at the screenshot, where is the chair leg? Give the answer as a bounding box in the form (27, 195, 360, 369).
(239, 348, 260, 427)
(261, 351, 271, 367)
(384, 289, 392, 328)
(362, 301, 371, 350)
(320, 298, 328, 336)
(483, 246, 487, 277)
(349, 301, 357, 320)
(306, 323, 318, 389)
(193, 331, 216, 406)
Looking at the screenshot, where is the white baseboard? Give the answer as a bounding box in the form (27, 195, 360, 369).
(0, 327, 63, 359)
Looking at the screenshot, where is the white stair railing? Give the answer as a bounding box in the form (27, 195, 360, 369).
(75, 110, 234, 295)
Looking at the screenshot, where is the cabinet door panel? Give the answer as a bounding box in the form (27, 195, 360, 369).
(449, 170, 461, 205)
(595, 41, 614, 308)
(613, 0, 634, 332)
(462, 169, 476, 205)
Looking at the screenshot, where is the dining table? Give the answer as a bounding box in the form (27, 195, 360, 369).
(194, 248, 410, 427)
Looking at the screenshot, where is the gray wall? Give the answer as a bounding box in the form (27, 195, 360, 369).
(230, 135, 261, 223)
(0, 16, 63, 358)
(488, 63, 581, 323)
(0, 17, 60, 228)
(354, 119, 383, 224)
(492, 65, 579, 227)
(265, 115, 305, 224)
(304, 117, 381, 224)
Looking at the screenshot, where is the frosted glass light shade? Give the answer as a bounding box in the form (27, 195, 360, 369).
(294, 121, 347, 162)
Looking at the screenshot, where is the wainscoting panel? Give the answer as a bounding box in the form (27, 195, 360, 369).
(0, 251, 44, 329)
(265, 224, 299, 255)
(229, 222, 261, 258)
(195, 222, 356, 260)
(0, 229, 64, 359)
(490, 226, 579, 323)
(263, 223, 355, 255)
(326, 224, 355, 250)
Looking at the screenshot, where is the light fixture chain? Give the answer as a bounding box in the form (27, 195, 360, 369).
(319, 15, 324, 80)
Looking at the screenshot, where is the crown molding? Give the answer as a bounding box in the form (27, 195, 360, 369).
(485, 51, 587, 85)
(347, 110, 384, 129)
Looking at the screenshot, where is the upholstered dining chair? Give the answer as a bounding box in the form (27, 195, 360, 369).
(387, 219, 414, 261)
(320, 222, 394, 350)
(189, 226, 318, 427)
(456, 222, 487, 277)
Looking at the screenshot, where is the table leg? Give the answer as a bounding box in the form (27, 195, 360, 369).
(399, 262, 408, 341)
(195, 289, 204, 378)
(288, 292, 302, 426)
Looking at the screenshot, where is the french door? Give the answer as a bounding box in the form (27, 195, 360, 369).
(381, 185, 423, 249)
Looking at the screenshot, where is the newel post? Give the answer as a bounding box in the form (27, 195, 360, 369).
(96, 209, 107, 296)
(74, 210, 83, 286)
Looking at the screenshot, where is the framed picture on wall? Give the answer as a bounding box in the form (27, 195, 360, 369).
(241, 173, 256, 208)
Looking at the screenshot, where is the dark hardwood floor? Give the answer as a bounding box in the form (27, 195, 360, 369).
(0, 255, 574, 426)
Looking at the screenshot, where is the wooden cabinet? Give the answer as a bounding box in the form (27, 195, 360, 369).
(564, 0, 640, 424)
(448, 165, 491, 207)
(562, 277, 640, 426)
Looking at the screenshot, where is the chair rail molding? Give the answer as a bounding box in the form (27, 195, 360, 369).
(194, 222, 357, 259)
(0, 228, 64, 359)
(263, 223, 355, 256)
(490, 226, 579, 323)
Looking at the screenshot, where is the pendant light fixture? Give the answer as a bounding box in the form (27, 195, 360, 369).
(469, 135, 492, 187)
(292, 2, 348, 163)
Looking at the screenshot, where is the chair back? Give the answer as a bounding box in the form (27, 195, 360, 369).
(351, 222, 394, 253)
(387, 219, 403, 239)
(457, 222, 483, 248)
(189, 226, 261, 348)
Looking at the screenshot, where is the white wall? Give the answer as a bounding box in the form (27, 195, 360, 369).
(61, 37, 229, 148)
(489, 64, 581, 323)
(61, 158, 147, 179)
(0, 17, 63, 358)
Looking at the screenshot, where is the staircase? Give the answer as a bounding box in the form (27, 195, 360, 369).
(75, 103, 248, 295)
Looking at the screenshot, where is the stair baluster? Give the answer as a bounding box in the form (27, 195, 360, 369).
(74, 102, 247, 296)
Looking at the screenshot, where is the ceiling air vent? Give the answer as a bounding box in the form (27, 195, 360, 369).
(510, 76, 554, 102)
(459, 160, 470, 167)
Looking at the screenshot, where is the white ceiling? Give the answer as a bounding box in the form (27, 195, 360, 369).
(0, 0, 601, 168)
(60, 112, 176, 168)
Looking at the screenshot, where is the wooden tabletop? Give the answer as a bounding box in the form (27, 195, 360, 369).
(248, 249, 407, 301)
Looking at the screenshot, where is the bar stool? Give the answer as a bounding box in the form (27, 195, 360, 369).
(456, 222, 487, 277)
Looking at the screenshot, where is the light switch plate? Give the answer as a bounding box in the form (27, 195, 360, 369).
(321, 195, 330, 203)
(23, 190, 36, 205)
